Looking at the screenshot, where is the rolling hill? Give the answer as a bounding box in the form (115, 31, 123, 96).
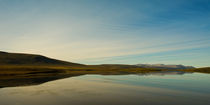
(0, 51, 210, 88)
(0, 51, 209, 76)
(0, 51, 83, 66)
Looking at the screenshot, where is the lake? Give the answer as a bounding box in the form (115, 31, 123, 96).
(0, 72, 210, 105)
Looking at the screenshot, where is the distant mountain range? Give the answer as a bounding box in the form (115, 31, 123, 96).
(135, 64, 195, 69)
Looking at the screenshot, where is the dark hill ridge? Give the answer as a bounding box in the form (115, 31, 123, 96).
(0, 51, 196, 70)
(0, 51, 82, 66)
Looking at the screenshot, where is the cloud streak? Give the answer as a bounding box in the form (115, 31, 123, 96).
(0, 0, 210, 67)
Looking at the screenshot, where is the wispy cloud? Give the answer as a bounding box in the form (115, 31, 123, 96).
(0, 0, 210, 67)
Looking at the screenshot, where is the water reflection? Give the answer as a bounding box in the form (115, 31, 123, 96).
(0, 74, 81, 88)
(0, 72, 210, 105)
(0, 71, 188, 88)
(138, 70, 189, 76)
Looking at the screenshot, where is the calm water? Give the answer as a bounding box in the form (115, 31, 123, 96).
(0, 72, 210, 105)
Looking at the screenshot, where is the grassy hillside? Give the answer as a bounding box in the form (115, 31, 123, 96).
(0, 51, 209, 88)
(180, 67, 210, 73)
(0, 51, 210, 78)
(0, 51, 83, 66)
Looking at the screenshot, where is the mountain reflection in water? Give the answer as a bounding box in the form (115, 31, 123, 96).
(0, 71, 188, 88)
(0, 72, 209, 105)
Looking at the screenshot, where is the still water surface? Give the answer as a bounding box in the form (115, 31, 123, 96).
(0, 72, 210, 105)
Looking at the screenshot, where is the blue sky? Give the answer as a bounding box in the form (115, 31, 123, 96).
(0, 0, 210, 67)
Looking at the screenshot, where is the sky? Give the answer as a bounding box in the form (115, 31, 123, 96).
(0, 0, 210, 67)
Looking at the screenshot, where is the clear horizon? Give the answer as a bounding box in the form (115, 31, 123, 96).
(0, 0, 210, 67)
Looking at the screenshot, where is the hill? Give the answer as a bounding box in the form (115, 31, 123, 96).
(182, 67, 210, 73)
(0, 51, 82, 66)
(0, 51, 209, 77)
(0, 51, 210, 88)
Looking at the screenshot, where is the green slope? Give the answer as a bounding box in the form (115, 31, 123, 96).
(0, 51, 82, 66)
